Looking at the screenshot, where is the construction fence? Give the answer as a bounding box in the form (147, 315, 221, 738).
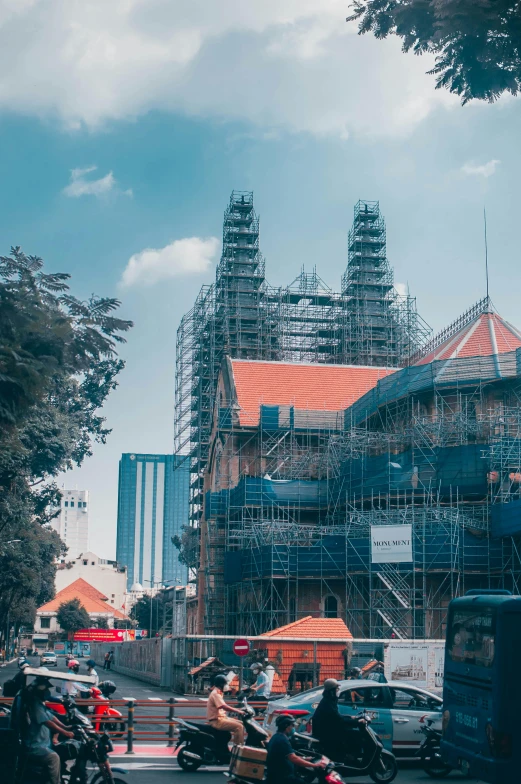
(91, 636, 444, 694)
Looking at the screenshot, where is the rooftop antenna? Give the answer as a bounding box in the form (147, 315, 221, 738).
(484, 206, 489, 303)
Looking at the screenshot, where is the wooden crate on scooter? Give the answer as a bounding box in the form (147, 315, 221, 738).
(229, 745, 267, 780)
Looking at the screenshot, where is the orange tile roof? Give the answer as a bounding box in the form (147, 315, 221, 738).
(416, 312, 521, 365)
(231, 360, 395, 426)
(38, 578, 127, 619)
(260, 615, 352, 639)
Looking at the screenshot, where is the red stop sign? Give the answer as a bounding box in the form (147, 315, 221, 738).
(233, 638, 250, 657)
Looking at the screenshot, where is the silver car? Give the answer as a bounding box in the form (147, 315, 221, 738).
(40, 651, 58, 667)
(264, 679, 442, 756)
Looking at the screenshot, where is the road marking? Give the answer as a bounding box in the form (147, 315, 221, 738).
(122, 697, 136, 701)
(147, 697, 163, 701)
(116, 762, 223, 771)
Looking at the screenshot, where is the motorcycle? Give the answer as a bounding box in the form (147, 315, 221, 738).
(291, 712, 397, 784)
(79, 682, 125, 738)
(227, 753, 340, 784)
(418, 718, 452, 778)
(19, 723, 129, 784)
(175, 694, 269, 772)
(46, 694, 96, 732)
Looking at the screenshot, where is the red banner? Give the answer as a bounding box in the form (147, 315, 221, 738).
(73, 628, 126, 642)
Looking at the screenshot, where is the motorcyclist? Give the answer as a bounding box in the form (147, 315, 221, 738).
(14, 675, 75, 784)
(249, 662, 270, 707)
(266, 714, 325, 784)
(348, 667, 362, 679)
(206, 673, 246, 745)
(63, 659, 90, 699)
(86, 659, 99, 687)
(311, 678, 366, 762)
(11, 659, 31, 694)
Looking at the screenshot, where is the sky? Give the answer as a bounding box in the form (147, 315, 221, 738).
(1, 0, 520, 560)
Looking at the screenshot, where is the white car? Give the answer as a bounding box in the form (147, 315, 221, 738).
(263, 679, 443, 756)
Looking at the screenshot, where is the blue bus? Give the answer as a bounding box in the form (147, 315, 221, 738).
(442, 590, 521, 783)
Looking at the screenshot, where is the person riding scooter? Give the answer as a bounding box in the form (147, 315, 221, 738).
(311, 679, 366, 761)
(64, 660, 91, 699)
(14, 676, 75, 784)
(267, 714, 325, 784)
(249, 662, 270, 712)
(85, 659, 99, 687)
(206, 674, 246, 745)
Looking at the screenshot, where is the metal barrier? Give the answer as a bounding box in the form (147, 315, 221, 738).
(0, 696, 268, 754)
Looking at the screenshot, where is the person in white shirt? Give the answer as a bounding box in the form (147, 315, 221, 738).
(86, 659, 100, 687)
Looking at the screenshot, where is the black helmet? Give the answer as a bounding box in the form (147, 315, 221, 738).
(350, 667, 362, 677)
(86, 659, 96, 668)
(275, 714, 296, 732)
(99, 680, 116, 696)
(213, 674, 228, 690)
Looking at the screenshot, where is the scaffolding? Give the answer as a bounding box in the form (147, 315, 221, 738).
(174, 194, 430, 552)
(200, 341, 521, 639)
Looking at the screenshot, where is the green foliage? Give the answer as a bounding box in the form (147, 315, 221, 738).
(95, 616, 110, 630)
(348, 0, 521, 103)
(130, 595, 167, 636)
(171, 526, 199, 570)
(56, 598, 91, 634)
(0, 247, 132, 638)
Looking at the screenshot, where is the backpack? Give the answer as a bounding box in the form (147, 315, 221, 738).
(2, 678, 19, 698)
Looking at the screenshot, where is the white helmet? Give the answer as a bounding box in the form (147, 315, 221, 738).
(250, 662, 263, 672)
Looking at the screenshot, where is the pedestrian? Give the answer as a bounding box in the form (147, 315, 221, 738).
(106, 649, 114, 670)
(206, 674, 246, 745)
(103, 651, 110, 670)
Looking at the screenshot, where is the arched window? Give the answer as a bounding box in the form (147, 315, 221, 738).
(324, 595, 338, 619)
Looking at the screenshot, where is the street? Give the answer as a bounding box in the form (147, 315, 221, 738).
(1, 658, 476, 783)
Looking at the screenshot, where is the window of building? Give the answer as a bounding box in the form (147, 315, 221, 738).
(70, 501, 74, 507)
(83, 560, 88, 565)
(64, 501, 68, 507)
(91, 562, 95, 565)
(324, 595, 338, 618)
(40, 617, 51, 629)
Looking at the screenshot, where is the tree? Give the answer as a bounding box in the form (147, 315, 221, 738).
(130, 595, 167, 636)
(0, 247, 132, 639)
(347, 0, 521, 104)
(95, 617, 109, 630)
(56, 599, 90, 636)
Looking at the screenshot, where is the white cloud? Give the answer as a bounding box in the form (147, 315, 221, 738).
(461, 160, 501, 178)
(63, 166, 116, 197)
(395, 282, 407, 297)
(0, 0, 457, 139)
(121, 237, 220, 287)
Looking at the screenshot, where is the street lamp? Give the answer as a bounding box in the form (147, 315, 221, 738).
(143, 579, 173, 638)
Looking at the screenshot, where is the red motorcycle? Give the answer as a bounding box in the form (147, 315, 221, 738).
(47, 681, 126, 738)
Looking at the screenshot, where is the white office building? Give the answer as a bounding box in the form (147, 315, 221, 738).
(52, 489, 89, 554)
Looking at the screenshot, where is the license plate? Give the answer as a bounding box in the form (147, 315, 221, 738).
(460, 759, 470, 774)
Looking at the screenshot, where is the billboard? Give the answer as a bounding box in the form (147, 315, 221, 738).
(73, 628, 126, 642)
(371, 524, 412, 563)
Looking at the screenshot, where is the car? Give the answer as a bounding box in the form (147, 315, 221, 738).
(40, 651, 58, 667)
(263, 679, 443, 756)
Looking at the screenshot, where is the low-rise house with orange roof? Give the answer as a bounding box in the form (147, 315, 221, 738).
(257, 616, 353, 689)
(34, 577, 128, 638)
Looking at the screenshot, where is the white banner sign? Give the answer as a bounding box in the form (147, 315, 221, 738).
(371, 524, 412, 563)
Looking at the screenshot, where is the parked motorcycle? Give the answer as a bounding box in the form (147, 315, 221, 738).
(291, 712, 397, 784)
(175, 695, 269, 772)
(418, 719, 452, 778)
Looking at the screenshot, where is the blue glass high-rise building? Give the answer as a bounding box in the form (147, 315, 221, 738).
(116, 453, 188, 588)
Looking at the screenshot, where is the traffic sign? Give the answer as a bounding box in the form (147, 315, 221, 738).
(233, 638, 250, 657)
